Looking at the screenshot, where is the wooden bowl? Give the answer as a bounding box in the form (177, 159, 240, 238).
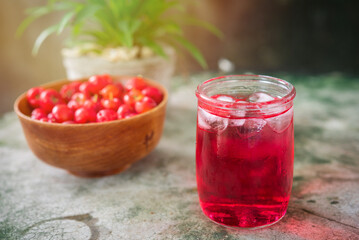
(14, 76, 168, 177)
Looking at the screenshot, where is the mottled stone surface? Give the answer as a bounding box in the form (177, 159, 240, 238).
(1, 73, 359, 239)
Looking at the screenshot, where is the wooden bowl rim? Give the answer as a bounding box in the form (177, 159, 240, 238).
(14, 76, 168, 127)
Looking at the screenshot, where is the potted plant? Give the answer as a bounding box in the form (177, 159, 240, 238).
(17, 0, 222, 87)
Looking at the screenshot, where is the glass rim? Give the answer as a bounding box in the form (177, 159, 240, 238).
(195, 74, 296, 112)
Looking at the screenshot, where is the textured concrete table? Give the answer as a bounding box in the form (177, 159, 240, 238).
(1, 73, 359, 239)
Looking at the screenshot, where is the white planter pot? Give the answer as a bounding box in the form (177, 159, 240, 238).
(62, 47, 176, 88)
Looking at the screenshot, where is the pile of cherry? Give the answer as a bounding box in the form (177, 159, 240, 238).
(26, 75, 163, 123)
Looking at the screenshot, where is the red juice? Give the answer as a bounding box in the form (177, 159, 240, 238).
(195, 75, 296, 229)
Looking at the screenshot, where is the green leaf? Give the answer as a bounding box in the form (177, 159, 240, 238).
(73, 5, 99, 24)
(172, 36, 207, 69)
(51, 1, 79, 11)
(108, 0, 120, 19)
(16, 6, 51, 37)
(88, 0, 104, 5)
(18, 0, 219, 64)
(139, 39, 167, 58)
(17, 2, 77, 37)
(129, 20, 141, 34)
(71, 4, 100, 37)
(16, 16, 38, 37)
(96, 16, 121, 45)
(183, 17, 223, 39)
(118, 21, 133, 48)
(71, 22, 82, 37)
(32, 25, 58, 55)
(25, 5, 50, 15)
(82, 30, 110, 43)
(161, 22, 183, 35)
(57, 11, 75, 34)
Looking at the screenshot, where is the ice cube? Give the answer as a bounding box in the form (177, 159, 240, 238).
(213, 95, 236, 102)
(228, 108, 246, 127)
(228, 119, 246, 127)
(247, 92, 275, 103)
(267, 107, 293, 133)
(235, 118, 266, 138)
(197, 107, 228, 134)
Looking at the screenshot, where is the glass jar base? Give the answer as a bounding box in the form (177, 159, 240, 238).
(205, 211, 286, 230)
(200, 202, 288, 229)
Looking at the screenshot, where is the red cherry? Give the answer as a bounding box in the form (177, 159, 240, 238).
(96, 109, 118, 122)
(89, 74, 113, 93)
(79, 82, 97, 96)
(67, 100, 77, 111)
(135, 96, 157, 113)
(60, 81, 81, 101)
(124, 76, 147, 90)
(117, 104, 134, 119)
(52, 104, 74, 123)
(39, 117, 49, 122)
(27, 87, 44, 108)
(70, 92, 88, 106)
(39, 89, 64, 113)
(141, 87, 163, 104)
(47, 113, 57, 123)
(74, 107, 97, 123)
(26, 74, 159, 124)
(83, 99, 102, 112)
(114, 82, 125, 96)
(100, 84, 121, 99)
(123, 89, 144, 108)
(31, 108, 47, 120)
(101, 97, 121, 111)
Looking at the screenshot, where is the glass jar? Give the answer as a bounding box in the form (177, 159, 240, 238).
(195, 75, 296, 229)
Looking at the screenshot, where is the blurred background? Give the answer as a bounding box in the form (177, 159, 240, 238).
(1, 0, 358, 116)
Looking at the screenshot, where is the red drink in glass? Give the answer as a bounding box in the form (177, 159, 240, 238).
(195, 75, 296, 229)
